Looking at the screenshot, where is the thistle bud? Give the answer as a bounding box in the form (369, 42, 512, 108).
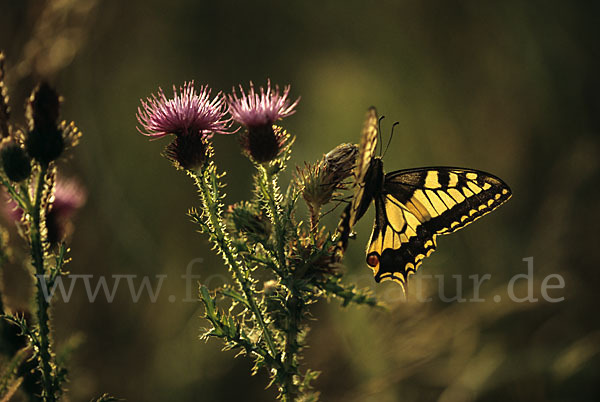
(28, 82, 60, 130)
(1, 140, 31, 182)
(25, 83, 64, 165)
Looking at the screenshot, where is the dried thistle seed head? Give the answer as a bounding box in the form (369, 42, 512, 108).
(297, 143, 358, 212)
(228, 80, 299, 163)
(163, 133, 211, 170)
(297, 162, 331, 212)
(1, 139, 31, 182)
(228, 201, 271, 238)
(24, 82, 64, 164)
(323, 143, 358, 186)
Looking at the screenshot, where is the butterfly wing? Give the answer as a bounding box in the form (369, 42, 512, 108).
(336, 107, 379, 253)
(365, 167, 512, 287)
(349, 107, 379, 228)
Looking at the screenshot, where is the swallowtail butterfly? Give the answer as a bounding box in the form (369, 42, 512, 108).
(337, 108, 512, 291)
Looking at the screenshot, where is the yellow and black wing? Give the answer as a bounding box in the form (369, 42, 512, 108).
(348, 107, 378, 229)
(336, 107, 379, 253)
(365, 167, 512, 288)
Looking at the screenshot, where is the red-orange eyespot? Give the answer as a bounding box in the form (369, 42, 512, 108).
(366, 253, 379, 267)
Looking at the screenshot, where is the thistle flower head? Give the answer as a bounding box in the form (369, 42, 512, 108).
(227, 80, 299, 128)
(137, 81, 230, 139)
(228, 81, 299, 163)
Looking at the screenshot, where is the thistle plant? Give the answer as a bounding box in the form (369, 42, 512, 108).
(0, 52, 113, 401)
(138, 80, 379, 400)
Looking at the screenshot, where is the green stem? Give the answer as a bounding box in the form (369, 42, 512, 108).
(259, 166, 287, 272)
(257, 167, 302, 400)
(195, 166, 278, 360)
(30, 165, 56, 402)
(282, 296, 301, 401)
(0, 175, 29, 210)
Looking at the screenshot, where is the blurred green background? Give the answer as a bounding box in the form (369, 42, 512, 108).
(1, 0, 599, 401)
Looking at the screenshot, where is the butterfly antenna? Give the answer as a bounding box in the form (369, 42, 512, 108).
(383, 121, 399, 157)
(377, 114, 385, 156)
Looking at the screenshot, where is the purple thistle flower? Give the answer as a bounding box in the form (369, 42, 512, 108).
(227, 80, 299, 128)
(227, 80, 300, 164)
(137, 81, 231, 139)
